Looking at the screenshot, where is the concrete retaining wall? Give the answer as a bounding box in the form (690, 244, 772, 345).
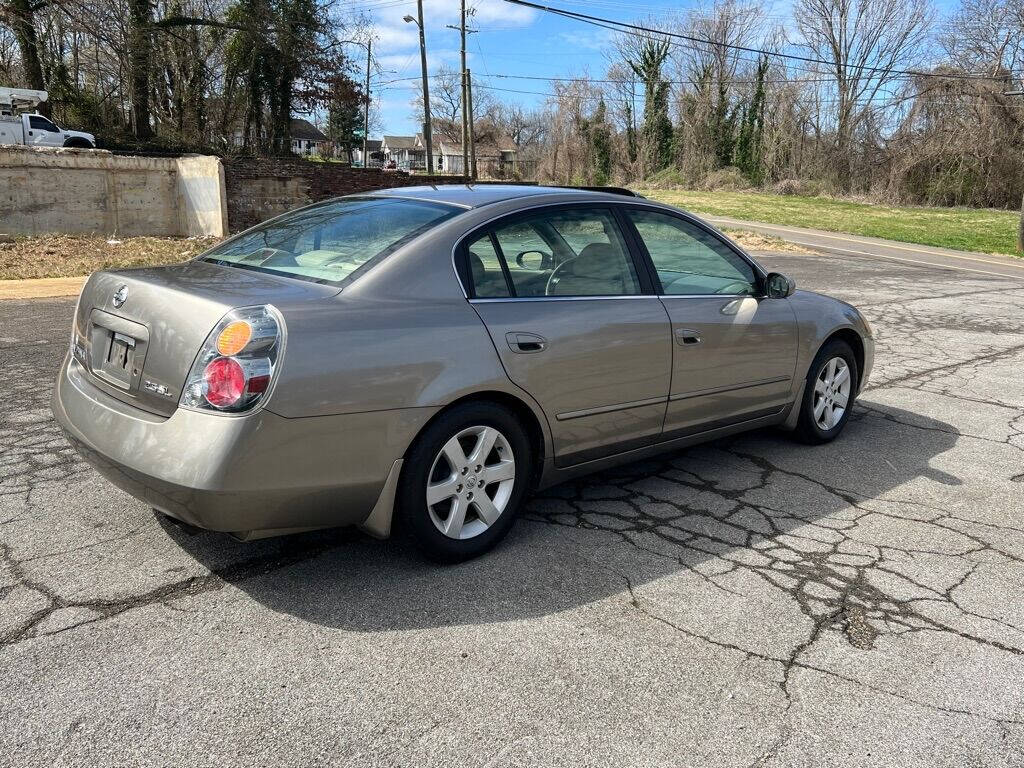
(0, 148, 468, 238)
(175, 155, 228, 237)
(0, 146, 227, 237)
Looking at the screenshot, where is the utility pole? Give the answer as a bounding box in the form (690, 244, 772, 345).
(460, 1, 469, 178)
(1018, 189, 1023, 256)
(466, 68, 477, 179)
(405, 2, 433, 173)
(447, 5, 476, 178)
(363, 38, 371, 169)
(1009, 90, 1024, 254)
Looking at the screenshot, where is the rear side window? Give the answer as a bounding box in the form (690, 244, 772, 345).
(203, 197, 459, 285)
(466, 207, 641, 298)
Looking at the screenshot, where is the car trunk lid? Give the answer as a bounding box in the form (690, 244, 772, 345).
(72, 260, 339, 417)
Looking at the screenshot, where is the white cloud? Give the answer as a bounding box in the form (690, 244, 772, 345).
(469, 0, 537, 25)
(371, 23, 419, 53)
(557, 28, 613, 52)
(363, 0, 539, 136)
(367, 0, 538, 55)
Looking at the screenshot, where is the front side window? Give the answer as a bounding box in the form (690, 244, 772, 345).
(466, 208, 641, 298)
(29, 115, 58, 132)
(202, 197, 459, 285)
(627, 209, 757, 296)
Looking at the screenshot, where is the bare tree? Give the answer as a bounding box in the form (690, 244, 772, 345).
(495, 103, 546, 150)
(795, 0, 932, 192)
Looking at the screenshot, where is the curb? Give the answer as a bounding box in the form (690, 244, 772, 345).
(0, 277, 85, 300)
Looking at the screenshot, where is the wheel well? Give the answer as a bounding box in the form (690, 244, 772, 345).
(414, 391, 546, 488)
(63, 138, 92, 148)
(825, 328, 865, 388)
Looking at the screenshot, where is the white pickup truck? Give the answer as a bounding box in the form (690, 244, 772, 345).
(0, 87, 96, 149)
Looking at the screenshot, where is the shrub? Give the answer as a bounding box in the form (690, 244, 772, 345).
(773, 178, 803, 196)
(699, 166, 750, 191)
(644, 167, 688, 189)
(771, 178, 831, 197)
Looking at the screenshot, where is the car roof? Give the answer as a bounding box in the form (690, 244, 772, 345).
(366, 184, 638, 209)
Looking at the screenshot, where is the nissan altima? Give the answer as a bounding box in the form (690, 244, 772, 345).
(53, 185, 874, 561)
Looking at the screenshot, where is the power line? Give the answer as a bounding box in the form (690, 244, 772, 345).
(501, 0, 1024, 82)
(374, 71, 1024, 107)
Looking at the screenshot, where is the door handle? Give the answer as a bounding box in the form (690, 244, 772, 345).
(675, 328, 702, 346)
(506, 331, 547, 353)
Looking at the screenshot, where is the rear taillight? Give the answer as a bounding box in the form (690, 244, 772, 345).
(180, 305, 283, 413)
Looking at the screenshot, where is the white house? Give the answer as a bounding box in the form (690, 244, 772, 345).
(381, 135, 424, 170)
(419, 134, 519, 176)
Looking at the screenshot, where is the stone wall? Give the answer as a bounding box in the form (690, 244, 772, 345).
(0, 148, 463, 238)
(0, 146, 227, 237)
(222, 156, 468, 232)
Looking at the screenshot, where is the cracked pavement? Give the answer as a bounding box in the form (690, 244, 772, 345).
(2, 248, 1024, 766)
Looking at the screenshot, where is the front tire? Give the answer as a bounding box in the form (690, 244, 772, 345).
(397, 402, 532, 562)
(794, 339, 858, 444)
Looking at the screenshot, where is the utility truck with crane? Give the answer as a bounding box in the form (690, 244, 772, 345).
(0, 88, 96, 149)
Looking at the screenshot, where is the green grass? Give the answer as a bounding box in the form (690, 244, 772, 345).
(641, 189, 1022, 256)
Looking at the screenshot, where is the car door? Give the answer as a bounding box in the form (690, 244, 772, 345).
(622, 207, 798, 438)
(27, 115, 62, 147)
(462, 205, 672, 467)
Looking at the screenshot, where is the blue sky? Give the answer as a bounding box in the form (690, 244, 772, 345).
(350, 0, 957, 137)
(353, 0, 695, 136)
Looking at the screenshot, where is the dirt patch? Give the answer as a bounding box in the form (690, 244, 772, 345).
(723, 229, 814, 255)
(0, 235, 222, 281)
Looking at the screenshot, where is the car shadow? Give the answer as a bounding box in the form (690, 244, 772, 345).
(162, 401, 961, 632)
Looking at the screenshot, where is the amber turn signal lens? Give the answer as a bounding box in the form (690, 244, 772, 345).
(216, 321, 252, 356)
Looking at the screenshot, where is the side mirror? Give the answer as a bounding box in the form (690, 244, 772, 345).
(765, 272, 796, 299)
(516, 250, 549, 270)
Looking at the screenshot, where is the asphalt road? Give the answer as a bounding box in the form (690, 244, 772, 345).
(706, 215, 1024, 282)
(3, 244, 1024, 766)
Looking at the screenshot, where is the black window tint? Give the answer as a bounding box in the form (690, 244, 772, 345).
(488, 208, 640, 297)
(628, 209, 757, 296)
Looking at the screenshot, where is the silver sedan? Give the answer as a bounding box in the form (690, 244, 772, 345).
(53, 185, 874, 561)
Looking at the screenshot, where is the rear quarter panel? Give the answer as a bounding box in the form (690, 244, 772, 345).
(264, 213, 553, 453)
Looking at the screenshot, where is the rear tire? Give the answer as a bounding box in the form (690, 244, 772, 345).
(794, 339, 859, 444)
(397, 402, 532, 563)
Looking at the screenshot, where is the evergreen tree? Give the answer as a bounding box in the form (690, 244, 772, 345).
(628, 38, 673, 178)
(623, 101, 638, 166)
(712, 77, 737, 168)
(590, 99, 612, 185)
(325, 72, 365, 162)
(734, 57, 769, 184)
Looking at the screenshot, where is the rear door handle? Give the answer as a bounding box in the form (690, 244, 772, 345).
(506, 331, 547, 353)
(675, 328, 702, 346)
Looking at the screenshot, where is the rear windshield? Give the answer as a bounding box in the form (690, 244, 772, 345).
(202, 197, 460, 285)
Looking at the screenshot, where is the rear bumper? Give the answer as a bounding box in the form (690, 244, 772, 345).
(53, 355, 435, 535)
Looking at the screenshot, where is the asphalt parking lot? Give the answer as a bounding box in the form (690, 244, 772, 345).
(2, 246, 1024, 766)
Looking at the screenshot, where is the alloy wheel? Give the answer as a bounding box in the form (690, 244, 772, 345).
(813, 356, 851, 431)
(426, 425, 516, 540)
